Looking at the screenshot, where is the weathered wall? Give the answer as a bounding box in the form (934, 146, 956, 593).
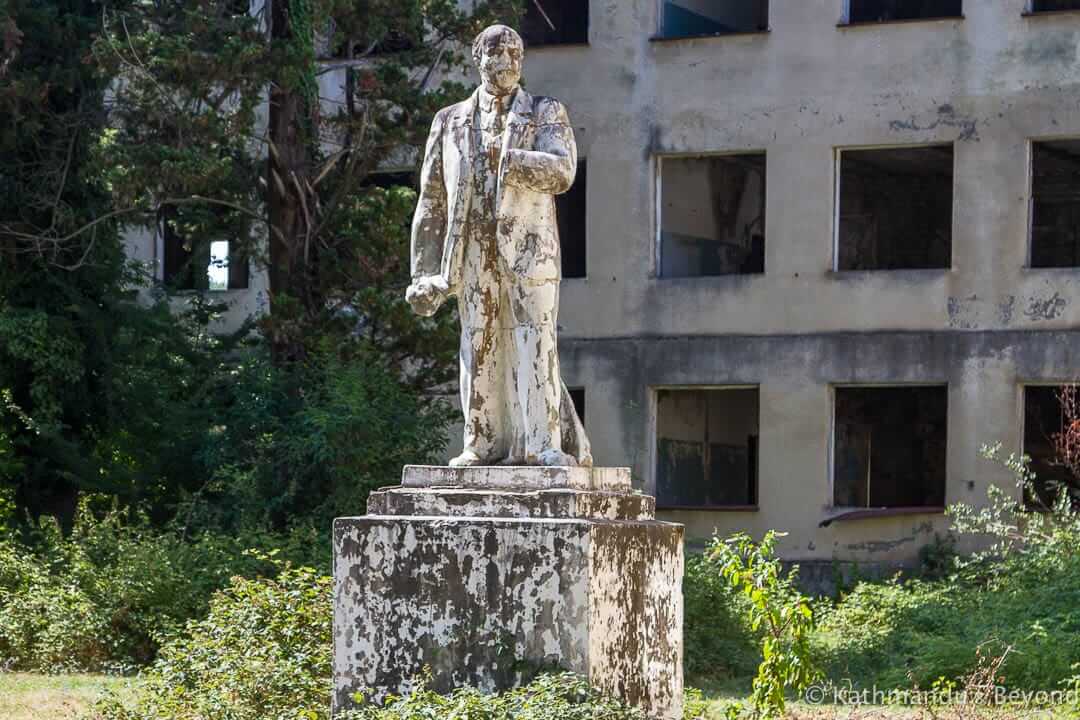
(121, 224, 270, 331)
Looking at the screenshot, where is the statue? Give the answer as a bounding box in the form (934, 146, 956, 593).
(406, 24, 592, 468)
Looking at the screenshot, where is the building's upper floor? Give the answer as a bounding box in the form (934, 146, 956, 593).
(401, 0, 1080, 340)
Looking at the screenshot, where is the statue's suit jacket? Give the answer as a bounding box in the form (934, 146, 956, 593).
(410, 86, 578, 292)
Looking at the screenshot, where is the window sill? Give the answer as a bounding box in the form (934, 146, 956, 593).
(837, 16, 963, 28)
(524, 41, 590, 49)
(827, 267, 952, 279)
(819, 506, 945, 527)
(655, 271, 765, 281)
(1022, 9, 1080, 18)
(658, 504, 759, 512)
(650, 29, 770, 43)
(1023, 264, 1080, 272)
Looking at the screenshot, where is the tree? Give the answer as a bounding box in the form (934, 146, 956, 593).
(93, 0, 523, 384)
(0, 0, 240, 526)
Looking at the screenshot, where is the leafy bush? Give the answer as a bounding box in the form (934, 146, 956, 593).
(92, 565, 332, 720)
(710, 532, 819, 719)
(682, 552, 759, 683)
(814, 445, 1080, 691)
(0, 502, 318, 673)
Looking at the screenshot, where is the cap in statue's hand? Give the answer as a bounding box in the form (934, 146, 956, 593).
(405, 275, 449, 317)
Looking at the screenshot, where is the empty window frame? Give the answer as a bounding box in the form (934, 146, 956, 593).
(655, 387, 759, 509)
(522, 0, 589, 46)
(833, 386, 947, 508)
(660, 1, 769, 38)
(658, 154, 766, 277)
(558, 160, 587, 278)
(1022, 385, 1080, 507)
(162, 210, 249, 292)
(1029, 1, 1080, 12)
(568, 387, 586, 426)
(836, 145, 953, 271)
(1030, 140, 1080, 268)
(846, 0, 962, 23)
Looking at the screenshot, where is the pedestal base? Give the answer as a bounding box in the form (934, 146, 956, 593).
(332, 466, 684, 719)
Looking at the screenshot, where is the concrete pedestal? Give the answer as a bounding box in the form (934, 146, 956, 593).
(333, 465, 684, 719)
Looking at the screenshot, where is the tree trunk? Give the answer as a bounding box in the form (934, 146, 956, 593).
(267, 0, 313, 364)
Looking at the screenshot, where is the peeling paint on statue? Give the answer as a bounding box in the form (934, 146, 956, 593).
(405, 24, 591, 469)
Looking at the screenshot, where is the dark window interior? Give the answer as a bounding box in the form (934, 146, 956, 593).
(848, 0, 962, 23)
(837, 146, 953, 271)
(660, 154, 766, 278)
(1023, 386, 1080, 508)
(1031, 140, 1080, 268)
(568, 387, 585, 426)
(330, 11, 422, 58)
(522, 0, 589, 45)
(558, 160, 587, 278)
(162, 209, 249, 292)
(661, 1, 769, 37)
(656, 388, 759, 508)
(833, 386, 947, 508)
(1031, 1, 1080, 11)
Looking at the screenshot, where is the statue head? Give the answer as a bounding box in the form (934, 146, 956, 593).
(472, 24, 523, 97)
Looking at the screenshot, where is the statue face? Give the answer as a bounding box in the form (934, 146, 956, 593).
(477, 30, 522, 96)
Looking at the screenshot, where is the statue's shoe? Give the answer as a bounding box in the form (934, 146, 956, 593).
(448, 449, 488, 467)
(535, 448, 578, 467)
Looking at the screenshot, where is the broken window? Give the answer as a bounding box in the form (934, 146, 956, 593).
(1030, 1, 1080, 11)
(522, 0, 589, 46)
(847, 0, 962, 23)
(1030, 140, 1080, 268)
(655, 388, 759, 508)
(558, 160, 587, 278)
(659, 154, 766, 277)
(162, 209, 249, 292)
(833, 386, 947, 508)
(1022, 386, 1080, 508)
(660, 1, 769, 38)
(568, 387, 585, 426)
(837, 145, 953, 271)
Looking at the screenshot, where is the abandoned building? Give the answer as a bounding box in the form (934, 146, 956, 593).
(123, 0, 1080, 572)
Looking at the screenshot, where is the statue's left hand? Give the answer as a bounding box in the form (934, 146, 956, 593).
(405, 275, 450, 317)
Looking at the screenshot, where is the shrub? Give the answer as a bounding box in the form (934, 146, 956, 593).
(814, 444, 1080, 691)
(710, 531, 819, 719)
(0, 501, 319, 673)
(682, 552, 759, 683)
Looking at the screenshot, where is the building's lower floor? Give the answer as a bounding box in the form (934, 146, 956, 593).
(556, 329, 1080, 566)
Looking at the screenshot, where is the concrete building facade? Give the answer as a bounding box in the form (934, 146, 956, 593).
(509, 0, 1080, 569)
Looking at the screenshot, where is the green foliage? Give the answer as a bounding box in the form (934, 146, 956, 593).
(682, 552, 759, 683)
(92, 564, 332, 720)
(0, 501, 315, 673)
(709, 532, 819, 720)
(351, 673, 648, 720)
(814, 444, 1080, 692)
(185, 344, 452, 533)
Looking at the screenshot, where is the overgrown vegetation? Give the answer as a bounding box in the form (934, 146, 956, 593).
(814, 444, 1080, 692)
(0, 501, 322, 673)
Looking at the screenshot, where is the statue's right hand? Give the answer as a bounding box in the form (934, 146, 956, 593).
(406, 276, 449, 317)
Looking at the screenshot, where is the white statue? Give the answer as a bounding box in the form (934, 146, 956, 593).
(405, 24, 591, 468)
